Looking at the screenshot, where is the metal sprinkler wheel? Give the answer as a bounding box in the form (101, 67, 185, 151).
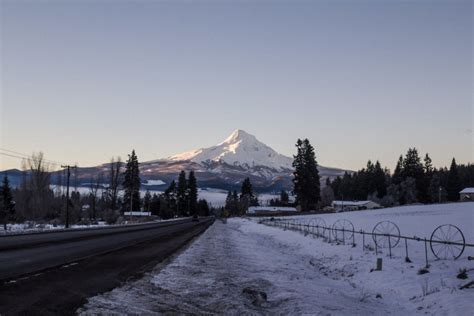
(308, 218, 327, 236)
(372, 221, 401, 248)
(430, 224, 465, 260)
(332, 219, 354, 242)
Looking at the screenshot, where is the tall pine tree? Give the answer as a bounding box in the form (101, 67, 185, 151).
(292, 138, 320, 211)
(176, 171, 188, 216)
(122, 150, 141, 211)
(0, 175, 15, 230)
(447, 158, 461, 201)
(143, 190, 152, 212)
(187, 171, 198, 216)
(240, 177, 258, 213)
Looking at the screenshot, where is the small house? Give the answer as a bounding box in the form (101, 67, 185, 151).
(247, 206, 298, 215)
(331, 200, 381, 212)
(459, 188, 474, 201)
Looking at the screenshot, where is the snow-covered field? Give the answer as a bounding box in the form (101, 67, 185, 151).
(79, 203, 474, 315)
(286, 202, 474, 243)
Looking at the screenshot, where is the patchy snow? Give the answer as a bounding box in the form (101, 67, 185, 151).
(80, 203, 474, 314)
(0, 221, 109, 235)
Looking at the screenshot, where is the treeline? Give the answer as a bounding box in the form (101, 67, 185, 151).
(329, 148, 474, 206)
(224, 177, 259, 216)
(0, 150, 210, 228)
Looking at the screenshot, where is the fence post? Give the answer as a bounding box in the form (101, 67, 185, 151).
(362, 231, 365, 252)
(352, 229, 355, 247)
(424, 238, 429, 268)
(342, 228, 345, 244)
(388, 234, 392, 258)
(404, 238, 411, 263)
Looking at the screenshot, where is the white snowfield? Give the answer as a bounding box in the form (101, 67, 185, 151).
(80, 203, 474, 315)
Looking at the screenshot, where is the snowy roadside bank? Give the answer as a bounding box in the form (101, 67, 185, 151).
(0, 217, 190, 236)
(77, 217, 471, 315)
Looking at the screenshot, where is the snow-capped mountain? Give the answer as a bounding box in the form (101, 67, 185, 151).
(1, 130, 348, 192)
(168, 129, 293, 171)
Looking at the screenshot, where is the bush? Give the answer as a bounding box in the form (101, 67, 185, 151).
(103, 209, 120, 225)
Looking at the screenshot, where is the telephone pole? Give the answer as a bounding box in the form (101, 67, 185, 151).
(61, 165, 77, 228)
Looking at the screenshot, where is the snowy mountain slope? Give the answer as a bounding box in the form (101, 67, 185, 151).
(169, 129, 293, 171)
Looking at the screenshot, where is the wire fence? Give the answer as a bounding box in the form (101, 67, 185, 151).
(258, 217, 473, 268)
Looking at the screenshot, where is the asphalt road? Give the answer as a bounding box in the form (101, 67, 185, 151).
(0, 218, 213, 315)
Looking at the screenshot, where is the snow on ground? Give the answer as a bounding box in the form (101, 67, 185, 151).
(80, 205, 474, 315)
(286, 202, 474, 243)
(0, 217, 188, 235)
(0, 222, 110, 235)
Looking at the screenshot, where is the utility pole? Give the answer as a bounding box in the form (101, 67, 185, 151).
(61, 165, 77, 229)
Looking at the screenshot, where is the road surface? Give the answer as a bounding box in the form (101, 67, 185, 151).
(0, 218, 213, 315)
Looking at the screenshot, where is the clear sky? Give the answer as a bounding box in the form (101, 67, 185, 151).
(1, 0, 472, 171)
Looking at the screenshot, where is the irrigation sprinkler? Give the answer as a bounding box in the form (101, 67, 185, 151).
(430, 224, 466, 260)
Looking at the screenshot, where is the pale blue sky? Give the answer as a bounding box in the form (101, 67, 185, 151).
(1, 0, 472, 171)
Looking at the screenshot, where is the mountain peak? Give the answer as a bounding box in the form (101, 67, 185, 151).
(219, 129, 256, 145)
(168, 130, 293, 171)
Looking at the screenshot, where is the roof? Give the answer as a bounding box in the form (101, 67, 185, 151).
(460, 188, 474, 194)
(332, 200, 379, 207)
(247, 206, 297, 212)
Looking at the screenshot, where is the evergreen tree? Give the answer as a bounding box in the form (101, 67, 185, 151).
(0, 175, 15, 230)
(122, 150, 141, 211)
(401, 148, 425, 201)
(292, 139, 321, 211)
(280, 190, 289, 205)
(423, 154, 433, 174)
(372, 161, 387, 198)
(197, 199, 210, 216)
(401, 148, 424, 180)
(187, 171, 198, 216)
(163, 180, 177, 218)
(240, 177, 258, 209)
(428, 173, 444, 203)
(150, 193, 161, 216)
(176, 171, 188, 216)
(392, 155, 404, 185)
(447, 158, 461, 201)
(143, 190, 152, 212)
(399, 177, 418, 204)
(330, 176, 342, 199)
(419, 153, 434, 203)
(224, 190, 239, 215)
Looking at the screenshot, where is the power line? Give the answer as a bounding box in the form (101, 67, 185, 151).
(0, 147, 73, 167)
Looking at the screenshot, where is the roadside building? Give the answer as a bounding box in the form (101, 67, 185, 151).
(459, 188, 474, 201)
(123, 211, 152, 216)
(247, 206, 298, 215)
(331, 200, 381, 212)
